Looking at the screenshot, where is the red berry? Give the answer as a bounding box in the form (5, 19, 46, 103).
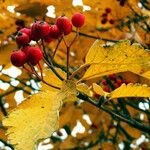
(49, 25, 62, 39)
(16, 32, 30, 46)
(56, 16, 72, 35)
(31, 21, 50, 39)
(102, 13, 108, 18)
(116, 79, 122, 85)
(114, 83, 120, 88)
(109, 19, 115, 24)
(27, 47, 43, 65)
(108, 74, 116, 80)
(102, 79, 107, 85)
(101, 18, 107, 24)
(19, 28, 31, 38)
(124, 80, 130, 84)
(71, 13, 85, 28)
(105, 8, 111, 13)
(44, 36, 53, 43)
(11, 50, 27, 67)
(103, 86, 111, 92)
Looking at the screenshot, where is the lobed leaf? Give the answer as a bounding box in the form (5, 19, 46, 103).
(82, 40, 150, 80)
(3, 90, 62, 150)
(109, 83, 150, 99)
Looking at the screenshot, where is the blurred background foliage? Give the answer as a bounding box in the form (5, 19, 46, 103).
(0, 0, 150, 149)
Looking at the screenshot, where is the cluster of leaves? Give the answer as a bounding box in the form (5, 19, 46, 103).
(0, 0, 150, 150)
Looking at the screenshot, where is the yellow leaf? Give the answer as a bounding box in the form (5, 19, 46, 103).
(2, 90, 62, 150)
(82, 40, 150, 80)
(0, 42, 17, 65)
(109, 83, 150, 99)
(41, 68, 66, 91)
(77, 83, 92, 96)
(93, 83, 109, 96)
(59, 80, 77, 102)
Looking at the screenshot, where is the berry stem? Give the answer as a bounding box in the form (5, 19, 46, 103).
(63, 29, 79, 80)
(43, 57, 64, 81)
(23, 65, 33, 74)
(66, 46, 70, 80)
(37, 62, 43, 79)
(29, 64, 60, 90)
(62, 35, 68, 47)
(69, 28, 79, 47)
(41, 39, 48, 59)
(40, 39, 64, 81)
(52, 37, 62, 61)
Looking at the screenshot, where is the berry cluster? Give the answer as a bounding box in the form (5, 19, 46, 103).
(11, 12, 85, 86)
(93, 74, 130, 99)
(101, 74, 130, 92)
(11, 12, 85, 68)
(101, 8, 115, 25)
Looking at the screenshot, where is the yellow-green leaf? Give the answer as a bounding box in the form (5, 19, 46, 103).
(3, 90, 62, 150)
(82, 40, 150, 80)
(77, 83, 92, 96)
(109, 83, 150, 99)
(59, 80, 77, 102)
(93, 83, 109, 96)
(41, 68, 66, 91)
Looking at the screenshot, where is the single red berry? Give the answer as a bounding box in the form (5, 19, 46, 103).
(16, 32, 30, 46)
(31, 21, 50, 39)
(101, 18, 107, 24)
(49, 25, 62, 39)
(124, 80, 130, 84)
(27, 47, 43, 65)
(56, 16, 72, 35)
(30, 31, 41, 41)
(116, 79, 123, 85)
(30, 22, 40, 41)
(11, 50, 27, 67)
(19, 28, 31, 38)
(109, 19, 115, 24)
(103, 86, 111, 92)
(108, 74, 116, 80)
(114, 83, 120, 88)
(71, 12, 85, 28)
(105, 8, 111, 13)
(102, 79, 107, 85)
(102, 13, 108, 18)
(44, 36, 53, 43)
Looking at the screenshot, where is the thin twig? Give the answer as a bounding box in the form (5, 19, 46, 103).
(52, 37, 62, 60)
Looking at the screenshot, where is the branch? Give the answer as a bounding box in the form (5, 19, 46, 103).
(77, 91, 150, 133)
